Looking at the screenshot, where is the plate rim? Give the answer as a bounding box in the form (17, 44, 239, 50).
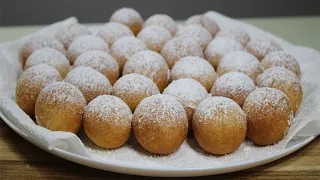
(0, 111, 317, 177)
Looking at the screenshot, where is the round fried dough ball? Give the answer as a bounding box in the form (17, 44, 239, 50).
(171, 56, 217, 92)
(243, 87, 293, 145)
(55, 23, 91, 49)
(16, 64, 62, 117)
(84, 95, 132, 149)
(216, 28, 251, 46)
(246, 37, 282, 61)
(132, 94, 188, 154)
(110, 7, 143, 35)
(193, 96, 247, 155)
(97, 22, 134, 47)
(202, 11, 220, 36)
(122, 50, 169, 92)
(35, 82, 86, 134)
(144, 14, 177, 35)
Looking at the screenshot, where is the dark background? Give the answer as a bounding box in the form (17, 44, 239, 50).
(0, 0, 320, 26)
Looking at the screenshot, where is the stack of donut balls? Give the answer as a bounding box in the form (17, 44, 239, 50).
(16, 7, 303, 155)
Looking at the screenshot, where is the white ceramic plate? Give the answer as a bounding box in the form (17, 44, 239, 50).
(1, 112, 315, 177)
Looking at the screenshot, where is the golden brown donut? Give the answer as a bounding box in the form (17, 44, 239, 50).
(246, 37, 282, 61)
(216, 28, 251, 46)
(161, 37, 204, 69)
(163, 78, 209, 128)
(24, 47, 70, 78)
(261, 51, 301, 78)
(110, 36, 147, 72)
(97, 22, 134, 47)
(137, 25, 172, 53)
(144, 14, 177, 36)
(111, 74, 160, 112)
(193, 96, 247, 155)
(175, 25, 213, 51)
(217, 51, 264, 82)
(64, 66, 112, 103)
(66, 35, 109, 65)
(16, 64, 62, 117)
(132, 94, 188, 154)
(242, 87, 293, 145)
(171, 56, 217, 92)
(55, 23, 91, 49)
(122, 50, 169, 92)
(21, 35, 66, 66)
(205, 36, 244, 68)
(110, 7, 143, 35)
(84, 95, 132, 149)
(256, 67, 303, 115)
(73, 50, 119, 85)
(211, 72, 256, 107)
(35, 82, 86, 134)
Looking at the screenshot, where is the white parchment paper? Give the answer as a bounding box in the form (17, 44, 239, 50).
(0, 12, 319, 169)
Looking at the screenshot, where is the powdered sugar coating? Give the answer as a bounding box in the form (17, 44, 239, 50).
(64, 66, 112, 103)
(84, 95, 132, 148)
(161, 37, 204, 69)
(217, 51, 264, 82)
(73, 50, 119, 85)
(24, 47, 70, 78)
(184, 15, 204, 26)
(171, 56, 217, 92)
(35, 81, 86, 133)
(137, 25, 172, 53)
(97, 22, 134, 47)
(112, 74, 160, 111)
(55, 23, 91, 49)
(175, 25, 213, 51)
(16, 64, 62, 117)
(110, 7, 143, 35)
(122, 50, 169, 92)
(205, 36, 244, 68)
(21, 35, 66, 65)
(211, 72, 255, 106)
(144, 14, 177, 36)
(67, 35, 109, 64)
(202, 11, 221, 36)
(216, 28, 251, 46)
(256, 67, 302, 114)
(261, 51, 301, 78)
(110, 36, 148, 72)
(246, 37, 283, 61)
(193, 96, 246, 126)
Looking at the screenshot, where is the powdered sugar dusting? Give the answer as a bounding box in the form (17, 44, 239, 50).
(184, 15, 204, 26)
(171, 56, 217, 91)
(163, 78, 209, 109)
(144, 14, 177, 36)
(216, 28, 251, 46)
(217, 51, 264, 82)
(261, 51, 301, 78)
(194, 96, 246, 126)
(67, 35, 109, 64)
(134, 94, 187, 127)
(205, 36, 244, 68)
(137, 25, 172, 53)
(84, 95, 132, 126)
(211, 72, 256, 106)
(161, 37, 204, 69)
(64, 66, 112, 102)
(175, 25, 213, 51)
(110, 7, 143, 35)
(97, 22, 134, 47)
(246, 37, 283, 60)
(202, 11, 220, 36)
(73, 50, 119, 85)
(55, 23, 91, 49)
